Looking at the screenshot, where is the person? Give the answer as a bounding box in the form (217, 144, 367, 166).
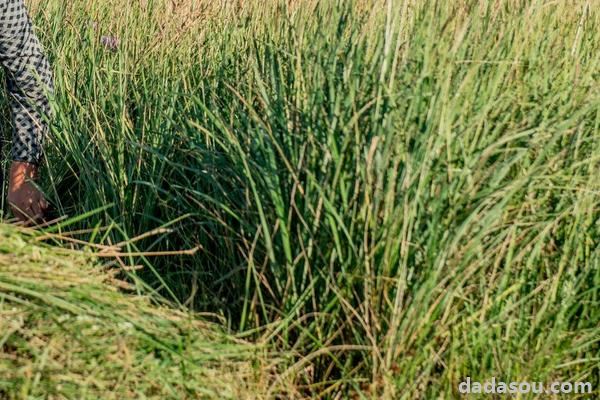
(0, 0, 52, 223)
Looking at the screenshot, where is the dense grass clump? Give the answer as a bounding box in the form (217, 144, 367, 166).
(0, 0, 597, 398)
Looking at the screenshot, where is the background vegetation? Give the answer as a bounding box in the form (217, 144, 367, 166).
(0, 0, 598, 398)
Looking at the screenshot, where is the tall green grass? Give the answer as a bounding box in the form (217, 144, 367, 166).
(2, 0, 598, 397)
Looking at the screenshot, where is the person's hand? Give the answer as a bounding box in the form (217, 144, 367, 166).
(7, 161, 48, 223)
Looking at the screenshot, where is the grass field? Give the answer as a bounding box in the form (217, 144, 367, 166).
(0, 0, 599, 398)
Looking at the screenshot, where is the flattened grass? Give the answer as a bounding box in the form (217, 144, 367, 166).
(0, 224, 278, 399)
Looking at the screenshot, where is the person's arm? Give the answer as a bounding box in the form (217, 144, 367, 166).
(0, 0, 53, 221)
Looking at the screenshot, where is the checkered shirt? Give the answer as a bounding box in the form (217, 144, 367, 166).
(0, 0, 52, 165)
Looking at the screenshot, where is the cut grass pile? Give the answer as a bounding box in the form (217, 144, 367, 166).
(0, 224, 278, 399)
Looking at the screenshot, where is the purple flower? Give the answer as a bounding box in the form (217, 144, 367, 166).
(100, 35, 120, 51)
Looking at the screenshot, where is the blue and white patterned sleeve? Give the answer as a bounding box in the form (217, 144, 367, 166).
(0, 0, 52, 165)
